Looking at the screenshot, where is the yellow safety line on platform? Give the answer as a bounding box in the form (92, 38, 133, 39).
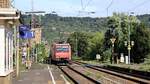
(48, 80, 51, 84)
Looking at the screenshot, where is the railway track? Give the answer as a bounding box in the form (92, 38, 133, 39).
(58, 65, 101, 84)
(72, 61, 150, 84)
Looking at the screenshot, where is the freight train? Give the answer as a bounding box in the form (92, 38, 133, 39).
(50, 43, 71, 64)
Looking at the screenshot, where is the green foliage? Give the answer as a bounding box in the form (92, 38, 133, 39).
(22, 13, 150, 63)
(22, 14, 107, 43)
(132, 23, 150, 63)
(77, 32, 92, 58)
(36, 43, 47, 63)
(103, 13, 150, 63)
(72, 55, 82, 60)
(67, 32, 104, 60)
(87, 32, 104, 59)
(137, 14, 150, 27)
(144, 53, 150, 64)
(102, 49, 111, 63)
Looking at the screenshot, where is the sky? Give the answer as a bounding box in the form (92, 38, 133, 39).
(13, 0, 150, 17)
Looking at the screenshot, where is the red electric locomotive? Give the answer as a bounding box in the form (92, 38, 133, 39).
(50, 43, 71, 64)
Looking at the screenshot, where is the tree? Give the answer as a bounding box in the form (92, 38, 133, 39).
(131, 23, 150, 63)
(67, 31, 104, 60)
(67, 32, 77, 55)
(36, 43, 47, 63)
(104, 13, 148, 63)
(75, 32, 91, 57)
(87, 32, 104, 59)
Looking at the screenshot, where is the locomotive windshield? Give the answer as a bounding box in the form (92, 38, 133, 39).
(56, 48, 69, 52)
(56, 45, 69, 52)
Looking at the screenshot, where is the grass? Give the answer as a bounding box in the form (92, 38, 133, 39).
(79, 60, 110, 66)
(111, 63, 150, 72)
(76, 59, 150, 72)
(139, 64, 150, 72)
(95, 74, 102, 79)
(72, 55, 150, 72)
(85, 71, 92, 76)
(72, 55, 82, 60)
(84, 69, 102, 80)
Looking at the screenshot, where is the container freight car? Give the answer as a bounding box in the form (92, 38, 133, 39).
(50, 43, 71, 64)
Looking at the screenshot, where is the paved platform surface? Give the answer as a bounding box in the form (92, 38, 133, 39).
(12, 63, 67, 84)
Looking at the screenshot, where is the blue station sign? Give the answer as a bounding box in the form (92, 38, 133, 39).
(19, 25, 31, 31)
(20, 31, 35, 39)
(19, 24, 34, 39)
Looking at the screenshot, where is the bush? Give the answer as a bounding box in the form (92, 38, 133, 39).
(144, 53, 150, 64)
(72, 55, 82, 60)
(102, 49, 111, 63)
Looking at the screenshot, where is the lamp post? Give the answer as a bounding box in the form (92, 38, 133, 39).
(124, 12, 134, 64)
(124, 40, 134, 64)
(110, 37, 116, 64)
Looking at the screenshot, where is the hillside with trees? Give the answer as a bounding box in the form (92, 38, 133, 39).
(22, 13, 150, 64)
(137, 14, 150, 27)
(22, 13, 150, 42)
(22, 14, 107, 42)
(67, 13, 150, 64)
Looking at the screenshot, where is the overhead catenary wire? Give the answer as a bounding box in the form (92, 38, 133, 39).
(106, 0, 114, 10)
(79, 0, 114, 17)
(76, 0, 84, 17)
(106, 0, 113, 16)
(83, 0, 92, 10)
(127, 0, 150, 13)
(81, 0, 84, 10)
(77, 0, 93, 17)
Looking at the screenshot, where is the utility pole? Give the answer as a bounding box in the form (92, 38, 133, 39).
(25, 0, 45, 64)
(106, 0, 113, 17)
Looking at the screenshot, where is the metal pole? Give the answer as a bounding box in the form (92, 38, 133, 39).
(27, 45, 29, 62)
(112, 43, 114, 63)
(128, 46, 131, 64)
(107, 8, 108, 17)
(13, 25, 18, 77)
(128, 14, 131, 64)
(111, 44, 113, 64)
(31, 0, 34, 12)
(16, 26, 19, 77)
(76, 32, 78, 56)
(13, 25, 16, 65)
(27, 39, 30, 69)
(76, 38, 77, 56)
(111, 43, 114, 64)
(35, 44, 38, 63)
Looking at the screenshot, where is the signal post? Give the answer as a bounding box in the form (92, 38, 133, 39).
(25, 11, 45, 63)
